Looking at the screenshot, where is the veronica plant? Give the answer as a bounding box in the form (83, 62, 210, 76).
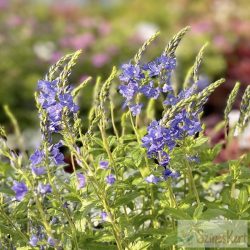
(1, 28, 250, 250)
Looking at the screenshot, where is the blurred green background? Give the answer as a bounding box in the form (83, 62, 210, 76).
(1, 0, 250, 129)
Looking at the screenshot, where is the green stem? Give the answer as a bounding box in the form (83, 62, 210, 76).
(71, 149, 124, 249)
(166, 179, 178, 208)
(110, 101, 119, 139)
(46, 165, 79, 249)
(99, 123, 119, 179)
(43, 140, 79, 249)
(186, 161, 200, 205)
(149, 185, 159, 228)
(231, 182, 236, 199)
(35, 197, 53, 236)
(71, 153, 78, 190)
(129, 111, 141, 143)
(0, 206, 28, 242)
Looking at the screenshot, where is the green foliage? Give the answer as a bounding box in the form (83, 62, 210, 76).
(0, 27, 250, 250)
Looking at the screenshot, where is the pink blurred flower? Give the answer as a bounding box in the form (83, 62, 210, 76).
(0, 0, 8, 9)
(50, 51, 63, 63)
(70, 33, 95, 50)
(6, 15, 22, 27)
(213, 35, 231, 52)
(91, 53, 110, 68)
(98, 21, 112, 36)
(191, 20, 213, 34)
(79, 17, 97, 28)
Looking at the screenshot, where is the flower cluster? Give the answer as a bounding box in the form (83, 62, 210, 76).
(11, 181, 28, 201)
(30, 141, 65, 176)
(119, 55, 176, 115)
(142, 109, 202, 182)
(118, 52, 204, 182)
(29, 226, 56, 247)
(163, 85, 196, 106)
(11, 78, 80, 202)
(77, 173, 86, 189)
(37, 79, 79, 133)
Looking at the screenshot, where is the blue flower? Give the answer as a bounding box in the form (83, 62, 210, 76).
(37, 80, 57, 93)
(163, 168, 180, 179)
(119, 63, 144, 83)
(162, 83, 173, 93)
(101, 211, 108, 221)
(37, 78, 80, 134)
(37, 183, 52, 195)
(47, 237, 55, 247)
(77, 173, 86, 189)
(142, 110, 201, 175)
(46, 103, 63, 132)
(164, 86, 195, 106)
(130, 103, 143, 116)
(196, 75, 210, 91)
(58, 93, 79, 113)
(38, 92, 57, 109)
(142, 120, 173, 157)
(29, 235, 38, 247)
(32, 166, 46, 176)
(170, 110, 202, 137)
(145, 174, 160, 184)
(119, 82, 139, 102)
(143, 61, 161, 77)
(159, 152, 170, 167)
(143, 55, 176, 77)
(12, 181, 28, 201)
(157, 55, 176, 70)
(51, 217, 58, 224)
(30, 149, 44, 166)
(140, 82, 160, 99)
(37, 80, 57, 106)
(187, 155, 200, 163)
(50, 142, 65, 165)
(106, 174, 116, 185)
(99, 160, 109, 170)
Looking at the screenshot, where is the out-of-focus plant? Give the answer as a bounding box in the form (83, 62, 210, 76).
(2, 0, 250, 128)
(1, 27, 250, 249)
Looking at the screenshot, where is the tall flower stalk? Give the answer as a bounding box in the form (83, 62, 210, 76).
(1, 28, 247, 250)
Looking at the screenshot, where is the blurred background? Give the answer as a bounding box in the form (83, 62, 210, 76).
(1, 0, 250, 154)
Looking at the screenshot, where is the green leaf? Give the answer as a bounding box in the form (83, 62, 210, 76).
(92, 137, 104, 147)
(238, 187, 248, 207)
(160, 231, 178, 248)
(193, 203, 205, 219)
(0, 185, 15, 196)
(201, 208, 236, 219)
(113, 191, 142, 207)
(164, 207, 192, 220)
(192, 137, 208, 148)
(63, 193, 82, 202)
(0, 162, 14, 177)
(121, 134, 137, 141)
